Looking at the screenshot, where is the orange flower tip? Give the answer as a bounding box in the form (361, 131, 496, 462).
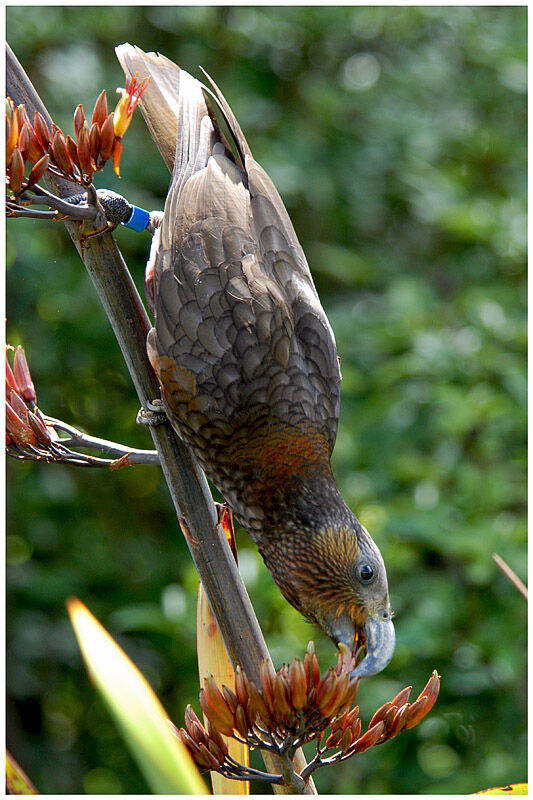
(113, 73, 150, 138)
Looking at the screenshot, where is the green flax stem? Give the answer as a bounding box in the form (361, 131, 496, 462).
(6, 43, 315, 794)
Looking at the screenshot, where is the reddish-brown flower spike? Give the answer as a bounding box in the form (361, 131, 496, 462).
(92, 90, 108, 127)
(206, 720, 228, 758)
(289, 657, 307, 710)
(26, 154, 50, 190)
(354, 720, 386, 753)
(77, 122, 95, 177)
(33, 111, 51, 151)
(390, 686, 412, 708)
(6, 352, 18, 395)
(404, 671, 440, 730)
(325, 727, 343, 750)
(177, 726, 203, 758)
(27, 409, 51, 446)
(273, 672, 293, 718)
(9, 148, 25, 194)
(349, 715, 362, 742)
(304, 642, 321, 688)
(25, 124, 45, 164)
(52, 131, 74, 176)
(17, 123, 30, 160)
(13, 346, 37, 405)
(99, 113, 115, 162)
(89, 122, 101, 162)
(233, 704, 249, 738)
(246, 679, 270, 725)
(221, 684, 238, 714)
(340, 726, 354, 754)
(66, 135, 81, 170)
(315, 668, 337, 709)
(8, 388, 29, 421)
(15, 103, 30, 130)
(200, 679, 235, 737)
(234, 666, 248, 709)
(367, 700, 392, 731)
(6, 402, 38, 447)
(73, 104, 86, 140)
(319, 672, 349, 719)
(385, 702, 410, 739)
(384, 704, 398, 731)
(260, 659, 276, 713)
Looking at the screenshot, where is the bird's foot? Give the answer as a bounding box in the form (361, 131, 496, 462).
(69, 189, 163, 234)
(136, 399, 167, 426)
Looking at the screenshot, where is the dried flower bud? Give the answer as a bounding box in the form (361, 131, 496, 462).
(17, 123, 30, 160)
(9, 148, 25, 194)
(221, 684, 238, 714)
(260, 659, 276, 714)
(246, 679, 270, 726)
(6, 352, 18, 394)
(99, 113, 115, 162)
(33, 111, 51, 151)
(13, 346, 37, 405)
(367, 700, 392, 731)
(92, 90, 108, 127)
(26, 154, 50, 190)
(206, 720, 228, 759)
(273, 672, 292, 719)
(385, 702, 409, 738)
(199, 679, 235, 737)
(66, 135, 81, 170)
(77, 121, 95, 177)
(25, 124, 45, 164)
(27, 409, 51, 446)
(197, 741, 222, 770)
(89, 122, 101, 162)
(340, 726, 353, 754)
(8, 388, 28, 420)
(289, 657, 307, 710)
(234, 666, 248, 709)
(354, 720, 385, 753)
(390, 686, 412, 708)
(6, 401, 37, 447)
(349, 716, 362, 742)
(304, 641, 321, 688)
(52, 130, 74, 176)
(233, 704, 249, 738)
(73, 104, 86, 140)
(404, 671, 440, 730)
(325, 727, 343, 749)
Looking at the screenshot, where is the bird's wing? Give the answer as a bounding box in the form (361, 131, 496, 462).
(116, 44, 341, 454)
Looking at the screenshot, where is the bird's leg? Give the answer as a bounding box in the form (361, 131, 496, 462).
(136, 398, 168, 427)
(73, 188, 163, 234)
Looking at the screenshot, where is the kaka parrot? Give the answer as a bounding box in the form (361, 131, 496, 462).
(115, 44, 395, 677)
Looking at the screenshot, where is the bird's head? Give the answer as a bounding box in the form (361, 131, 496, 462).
(262, 513, 395, 678)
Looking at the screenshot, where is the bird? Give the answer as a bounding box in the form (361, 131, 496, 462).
(114, 43, 395, 677)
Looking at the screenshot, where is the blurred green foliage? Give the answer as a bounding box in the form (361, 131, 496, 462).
(6, 6, 526, 795)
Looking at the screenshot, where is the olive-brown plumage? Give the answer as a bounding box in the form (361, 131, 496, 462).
(116, 44, 395, 676)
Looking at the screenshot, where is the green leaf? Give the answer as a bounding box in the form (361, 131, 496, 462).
(67, 597, 208, 795)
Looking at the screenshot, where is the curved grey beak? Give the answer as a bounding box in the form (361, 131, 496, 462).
(351, 607, 395, 678)
(329, 606, 395, 679)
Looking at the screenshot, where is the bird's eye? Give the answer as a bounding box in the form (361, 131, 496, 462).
(359, 564, 375, 583)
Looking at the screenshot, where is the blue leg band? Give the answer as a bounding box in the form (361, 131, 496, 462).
(123, 204, 151, 232)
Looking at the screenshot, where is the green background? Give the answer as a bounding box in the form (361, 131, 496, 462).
(6, 6, 526, 794)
